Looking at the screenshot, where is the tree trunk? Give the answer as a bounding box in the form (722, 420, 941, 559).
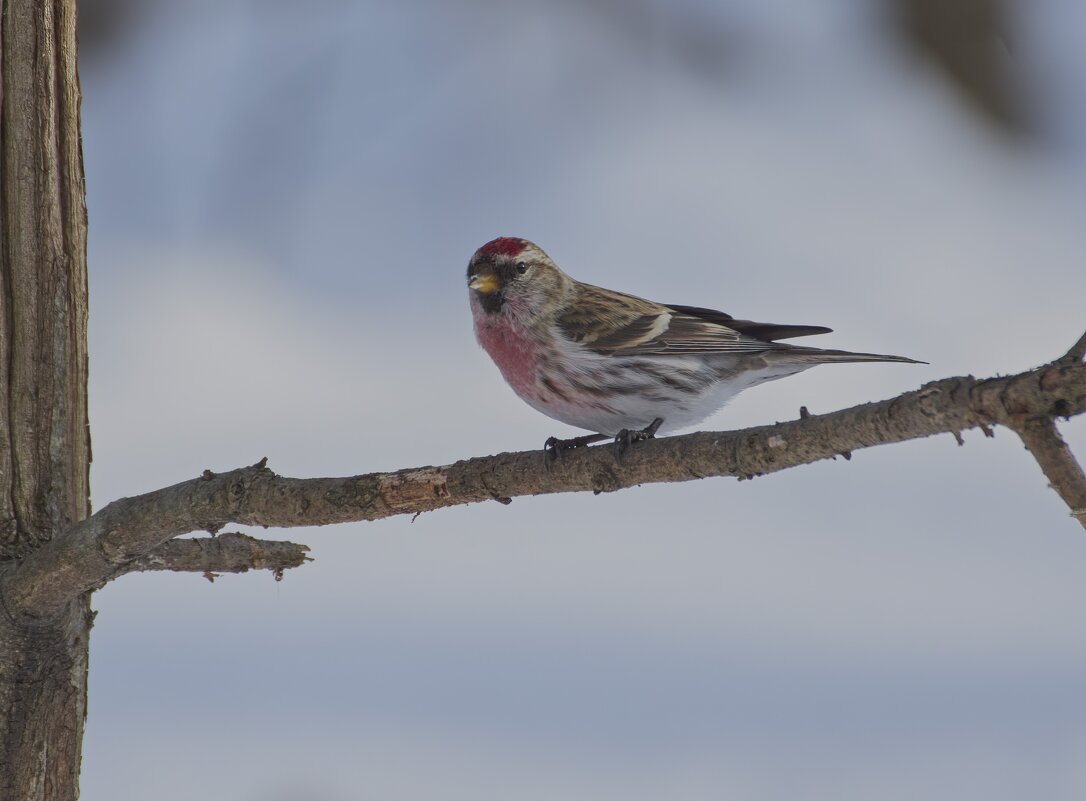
(0, 1, 91, 799)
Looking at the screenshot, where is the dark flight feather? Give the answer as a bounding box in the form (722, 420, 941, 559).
(665, 304, 833, 342)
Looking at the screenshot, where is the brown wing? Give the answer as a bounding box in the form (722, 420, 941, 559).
(557, 284, 827, 357)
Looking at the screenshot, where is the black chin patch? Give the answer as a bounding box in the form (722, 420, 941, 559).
(477, 291, 505, 314)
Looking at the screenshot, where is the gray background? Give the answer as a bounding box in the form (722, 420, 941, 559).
(79, 1, 1086, 799)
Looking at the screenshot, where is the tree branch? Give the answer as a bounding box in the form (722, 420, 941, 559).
(4, 345, 1085, 621)
(124, 532, 311, 579)
(1013, 418, 1086, 531)
(1063, 330, 1086, 364)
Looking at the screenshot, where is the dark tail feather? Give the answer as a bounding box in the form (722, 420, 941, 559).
(782, 345, 927, 365)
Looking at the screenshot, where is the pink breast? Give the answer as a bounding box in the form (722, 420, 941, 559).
(473, 313, 539, 399)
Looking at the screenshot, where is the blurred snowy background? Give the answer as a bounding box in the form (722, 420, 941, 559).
(78, 1, 1086, 799)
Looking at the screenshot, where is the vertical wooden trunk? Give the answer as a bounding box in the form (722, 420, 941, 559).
(0, 0, 91, 799)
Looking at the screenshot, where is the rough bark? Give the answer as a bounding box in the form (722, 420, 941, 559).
(2, 349, 1082, 624)
(0, 1, 91, 799)
(124, 532, 311, 579)
(1007, 334, 1086, 531)
(1015, 417, 1086, 531)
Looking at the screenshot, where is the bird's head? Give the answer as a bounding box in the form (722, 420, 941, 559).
(466, 237, 569, 321)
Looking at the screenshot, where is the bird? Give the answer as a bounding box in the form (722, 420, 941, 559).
(467, 236, 923, 457)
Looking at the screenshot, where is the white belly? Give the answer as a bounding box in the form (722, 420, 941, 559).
(518, 351, 813, 436)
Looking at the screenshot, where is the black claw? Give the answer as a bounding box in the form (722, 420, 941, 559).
(544, 432, 609, 463)
(612, 417, 664, 459)
(613, 429, 633, 459)
(543, 436, 562, 464)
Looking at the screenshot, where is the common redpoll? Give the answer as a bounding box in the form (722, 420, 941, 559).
(467, 237, 922, 454)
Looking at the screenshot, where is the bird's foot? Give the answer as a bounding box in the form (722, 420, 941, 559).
(613, 417, 664, 459)
(544, 432, 609, 463)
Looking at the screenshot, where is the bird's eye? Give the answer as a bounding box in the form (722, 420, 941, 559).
(515, 261, 528, 275)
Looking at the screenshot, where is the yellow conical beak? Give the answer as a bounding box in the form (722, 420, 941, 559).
(468, 274, 501, 294)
